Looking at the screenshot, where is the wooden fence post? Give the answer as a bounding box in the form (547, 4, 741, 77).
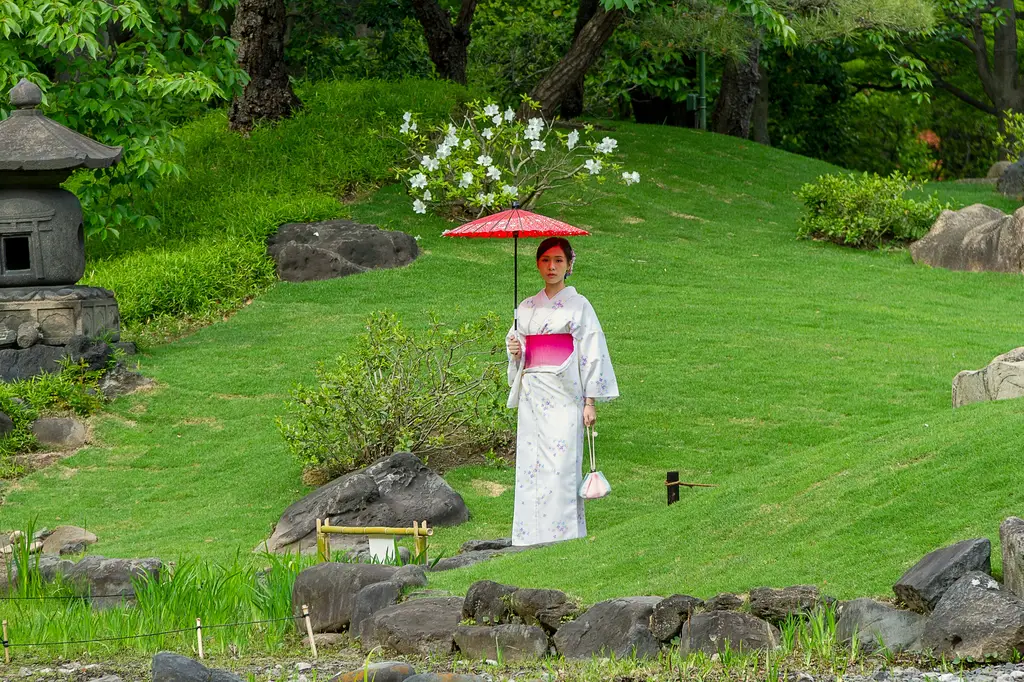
(196, 618, 204, 660)
(2, 619, 9, 664)
(303, 604, 318, 659)
(667, 471, 680, 505)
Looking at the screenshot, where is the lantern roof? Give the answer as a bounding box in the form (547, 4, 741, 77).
(0, 79, 122, 173)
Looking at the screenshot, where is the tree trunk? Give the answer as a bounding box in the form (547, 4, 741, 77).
(526, 7, 624, 119)
(559, 0, 599, 119)
(229, 0, 300, 132)
(711, 38, 761, 139)
(410, 0, 478, 84)
(751, 61, 770, 145)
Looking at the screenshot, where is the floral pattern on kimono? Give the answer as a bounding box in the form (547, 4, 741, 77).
(505, 286, 619, 547)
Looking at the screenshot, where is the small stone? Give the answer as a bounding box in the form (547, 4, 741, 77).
(1011, 673, 1024, 680)
(295, 662, 313, 671)
(31, 417, 88, 449)
(16, 321, 40, 349)
(705, 592, 745, 611)
(87, 676, 122, 682)
(939, 675, 958, 682)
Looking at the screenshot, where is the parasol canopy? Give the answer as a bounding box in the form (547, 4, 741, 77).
(443, 205, 590, 330)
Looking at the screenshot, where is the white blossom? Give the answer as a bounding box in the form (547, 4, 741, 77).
(421, 155, 439, 171)
(528, 117, 545, 132)
(444, 133, 459, 148)
(413, 199, 426, 214)
(492, 114, 503, 126)
(595, 137, 618, 154)
(504, 107, 515, 122)
(531, 140, 546, 152)
(622, 171, 640, 185)
(501, 184, 519, 196)
(484, 104, 500, 117)
(403, 112, 413, 122)
(410, 173, 428, 189)
(524, 126, 541, 141)
(476, 154, 493, 167)
(422, 189, 432, 201)
(486, 166, 502, 181)
(447, 123, 458, 134)
(567, 129, 579, 150)
(482, 128, 494, 140)
(459, 171, 474, 188)
(462, 138, 472, 149)
(585, 159, 603, 175)
(400, 121, 417, 135)
(435, 144, 451, 160)
(483, 192, 496, 206)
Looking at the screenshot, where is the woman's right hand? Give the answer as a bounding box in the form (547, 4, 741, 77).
(507, 336, 522, 359)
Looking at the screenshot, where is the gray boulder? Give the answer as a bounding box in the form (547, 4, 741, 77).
(327, 661, 416, 682)
(749, 585, 835, 623)
(0, 335, 115, 382)
(911, 204, 1024, 274)
(920, 570, 1024, 660)
(62, 555, 162, 608)
(1002, 517, 1024, 600)
(292, 563, 401, 632)
(836, 598, 927, 653)
(16, 321, 39, 348)
(999, 161, 1024, 197)
(706, 592, 745, 611)
(0, 411, 13, 436)
(989, 161, 1013, 179)
(511, 588, 578, 632)
(454, 624, 549, 661)
(350, 580, 402, 639)
(364, 596, 464, 656)
(40, 525, 97, 556)
(893, 538, 991, 613)
(462, 580, 517, 624)
(650, 594, 704, 642)
(267, 219, 418, 283)
(553, 596, 663, 660)
(31, 417, 87, 449)
(460, 538, 513, 553)
(151, 652, 242, 682)
(953, 348, 1024, 408)
(267, 452, 468, 553)
(680, 611, 780, 656)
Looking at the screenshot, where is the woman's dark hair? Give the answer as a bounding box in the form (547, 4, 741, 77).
(536, 237, 574, 263)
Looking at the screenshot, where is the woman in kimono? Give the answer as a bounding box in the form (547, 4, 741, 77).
(504, 237, 619, 546)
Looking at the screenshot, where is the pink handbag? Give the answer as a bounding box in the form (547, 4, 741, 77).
(579, 427, 611, 500)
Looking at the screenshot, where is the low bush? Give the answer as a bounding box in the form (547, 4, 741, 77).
(0, 360, 109, 477)
(796, 171, 947, 248)
(278, 311, 514, 479)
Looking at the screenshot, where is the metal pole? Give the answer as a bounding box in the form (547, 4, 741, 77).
(698, 51, 707, 131)
(513, 232, 519, 331)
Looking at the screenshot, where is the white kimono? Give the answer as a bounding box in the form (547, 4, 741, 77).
(506, 286, 619, 546)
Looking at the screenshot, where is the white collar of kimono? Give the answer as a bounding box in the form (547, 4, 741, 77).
(538, 286, 577, 302)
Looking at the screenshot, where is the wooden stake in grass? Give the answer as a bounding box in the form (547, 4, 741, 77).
(316, 518, 325, 563)
(196, 618, 204, 660)
(2, 619, 9, 664)
(666, 472, 717, 505)
(302, 604, 317, 659)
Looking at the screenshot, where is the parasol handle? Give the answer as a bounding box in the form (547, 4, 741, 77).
(513, 232, 518, 331)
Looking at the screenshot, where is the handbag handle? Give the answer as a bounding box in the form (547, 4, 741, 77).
(586, 426, 597, 473)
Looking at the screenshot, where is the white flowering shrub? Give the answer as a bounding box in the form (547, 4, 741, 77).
(395, 99, 640, 217)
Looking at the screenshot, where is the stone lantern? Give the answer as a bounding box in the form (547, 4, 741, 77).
(0, 79, 121, 352)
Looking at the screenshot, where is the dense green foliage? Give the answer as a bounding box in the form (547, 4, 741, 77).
(81, 79, 468, 333)
(0, 361, 108, 477)
(796, 171, 947, 247)
(0, 0, 245, 238)
(280, 311, 512, 479)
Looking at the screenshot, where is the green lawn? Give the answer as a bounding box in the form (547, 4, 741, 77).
(3, 118, 1024, 606)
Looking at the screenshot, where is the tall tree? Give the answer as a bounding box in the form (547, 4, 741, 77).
(410, 0, 479, 84)
(229, 0, 301, 131)
(560, 0, 601, 118)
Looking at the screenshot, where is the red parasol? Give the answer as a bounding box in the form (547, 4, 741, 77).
(443, 204, 589, 330)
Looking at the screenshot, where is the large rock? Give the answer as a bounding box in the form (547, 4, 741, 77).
(989, 160, 1013, 179)
(350, 581, 402, 638)
(893, 538, 992, 613)
(267, 219, 418, 283)
(749, 585, 835, 623)
(454, 624, 549, 661)
(31, 416, 87, 449)
(911, 204, 1024, 274)
(1002, 517, 1024, 600)
(553, 597, 662, 660)
(679, 611, 781, 656)
(706, 592, 745, 611)
(462, 580, 517, 624)
(650, 594, 703, 642)
(151, 652, 242, 682)
(920, 571, 1024, 660)
(953, 348, 1024, 408)
(40, 525, 97, 555)
(836, 598, 927, 653)
(364, 597, 464, 656)
(999, 160, 1024, 197)
(59, 555, 162, 608)
(267, 452, 469, 553)
(460, 538, 512, 553)
(510, 588, 578, 632)
(292, 563, 404, 632)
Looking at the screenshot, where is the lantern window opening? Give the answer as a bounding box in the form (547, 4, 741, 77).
(2, 235, 31, 273)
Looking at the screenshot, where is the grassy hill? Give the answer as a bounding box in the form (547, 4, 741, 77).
(3, 91, 1024, 606)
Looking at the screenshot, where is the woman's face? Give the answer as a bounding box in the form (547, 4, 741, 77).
(537, 246, 569, 285)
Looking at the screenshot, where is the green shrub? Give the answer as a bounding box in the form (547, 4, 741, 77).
(278, 311, 514, 479)
(796, 171, 947, 248)
(0, 360, 108, 476)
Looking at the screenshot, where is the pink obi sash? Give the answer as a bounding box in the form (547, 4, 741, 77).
(524, 334, 574, 369)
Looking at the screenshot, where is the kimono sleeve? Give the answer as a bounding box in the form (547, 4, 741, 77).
(574, 299, 619, 401)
